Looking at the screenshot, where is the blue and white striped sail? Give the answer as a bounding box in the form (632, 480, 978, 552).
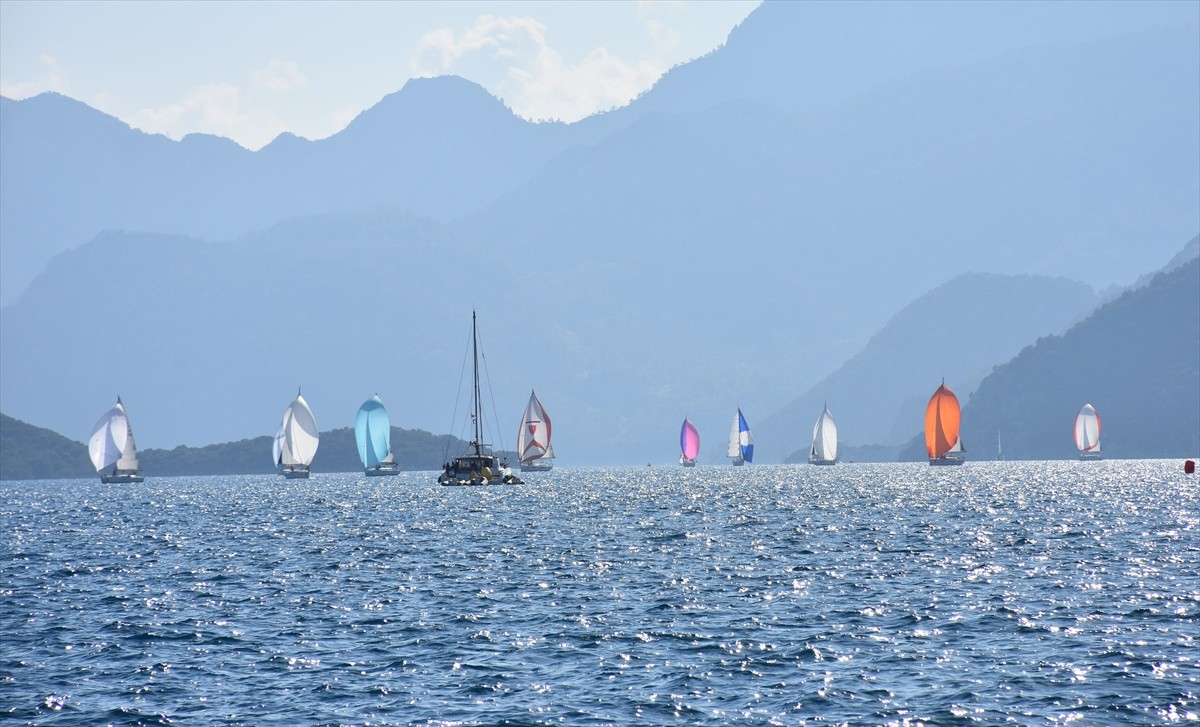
(355, 395, 393, 468)
(727, 408, 754, 463)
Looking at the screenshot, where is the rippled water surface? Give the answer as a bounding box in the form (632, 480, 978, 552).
(2, 461, 1198, 725)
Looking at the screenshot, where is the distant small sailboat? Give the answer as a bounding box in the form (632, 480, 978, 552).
(925, 381, 965, 466)
(1074, 403, 1103, 460)
(727, 408, 754, 466)
(275, 390, 319, 479)
(680, 417, 700, 467)
(809, 403, 838, 465)
(356, 394, 399, 476)
(518, 390, 555, 472)
(88, 397, 144, 483)
(996, 430, 1004, 461)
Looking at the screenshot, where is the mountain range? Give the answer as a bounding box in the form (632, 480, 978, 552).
(1, 0, 1197, 465)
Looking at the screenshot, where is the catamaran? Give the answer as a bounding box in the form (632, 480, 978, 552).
(680, 417, 699, 467)
(356, 394, 400, 476)
(88, 397, 145, 483)
(438, 312, 523, 486)
(727, 408, 753, 465)
(809, 403, 838, 465)
(925, 381, 965, 466)
(274, 390, 319, 478)
(1074, 403, 1103, 460)
(517, 390, 555, 472)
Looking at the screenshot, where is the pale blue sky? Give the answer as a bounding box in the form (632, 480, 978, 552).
(0, 0, 760, 149)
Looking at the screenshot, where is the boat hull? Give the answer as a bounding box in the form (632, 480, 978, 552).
(101, 472, 144, 484)
(929, 456, 965, 466)
(281, 466, 310, 479)
(809, 459, 837, 466)
(520, 461, 553, 472)
(680, 459, 696, 467)
(1079, 451, 1104, 460)
(365, 464, 401, 476)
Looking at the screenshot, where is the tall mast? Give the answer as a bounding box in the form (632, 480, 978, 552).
(472, 310, 482, 456)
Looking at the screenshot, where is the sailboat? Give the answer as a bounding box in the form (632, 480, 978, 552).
(727, 408, 753, 465)
(274, 390, 319, 478)
(680, 417, 699, 467)
(1074, 403, 1103, 460)
(438, 312, 523, 486)
(88, 397, 145, 483)
(517, 390, 555, 472)
(356, 394, 400, 476)
(809, 403, 838, 465)
(925, 381, 965, 466)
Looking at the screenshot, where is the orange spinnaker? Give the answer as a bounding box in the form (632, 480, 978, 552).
(924, 383, 961, 458)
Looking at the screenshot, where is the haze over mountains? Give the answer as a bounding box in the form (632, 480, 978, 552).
(2, 1, 1197, 465)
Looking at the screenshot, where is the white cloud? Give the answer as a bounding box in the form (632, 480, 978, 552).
(411, 14, 665, 122)
(0, 53, 69, 98)
(126, 59, 309, 150)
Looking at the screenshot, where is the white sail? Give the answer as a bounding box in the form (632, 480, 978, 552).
(88, 403, 128, 472)
(116, 407, 140, 471)
(727, 411, 742, 458)
(517, 390, 552, 465)
(279, 393, 319, 466)
(810, 405, 839, 463)
(1074, 403, 1101, 453)
(948, 438, 964, 453)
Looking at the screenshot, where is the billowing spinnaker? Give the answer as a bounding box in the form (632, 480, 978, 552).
(1074, 403, 1101, 452)
(280, 393, 319, 466)
(355, 395, 392, 468)
(518, 390, 552, 464)
(88, 403, 128, 472)
(680, 418, 700, 460)
(812, 406, 838, 461)
(924, 383, 961, 458)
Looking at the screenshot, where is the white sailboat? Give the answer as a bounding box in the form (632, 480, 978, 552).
(88, 397, 144, 483)
(809, 404, 838, 465)
(727, 408, 753, 465)
(1074, 403, 1103, 460)
(438, 312, 523, 486)
(275, 390, 319, 478)
(356, 394, 400, 476)
(517, 390, 555, 472)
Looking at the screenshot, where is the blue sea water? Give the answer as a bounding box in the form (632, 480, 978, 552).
(1, 461, 1197, 725)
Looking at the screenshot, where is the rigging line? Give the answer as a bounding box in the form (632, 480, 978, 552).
(478, 335, 508, 455)
(442, 322, 472, 463)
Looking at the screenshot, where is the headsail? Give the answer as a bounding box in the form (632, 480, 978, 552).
(279, 392, 319, 467)
(680, 418, 700, 461)
(811, 404, 838, 463)
(517, 390, 552, 465)
(727, 408, 753, 463)
(88, 399, 130, 473)
(924, 382, 962, 459)
(1074, 403, 1101, 453)
(355, 395, 392, 468)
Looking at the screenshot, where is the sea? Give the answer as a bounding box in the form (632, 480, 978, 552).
(1, 460, 1197, 726)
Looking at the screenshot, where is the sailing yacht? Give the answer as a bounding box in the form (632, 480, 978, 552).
(727, 408, 753, 465)
(809, 404, 838, 465)
(275, 390, 319, 478)
(438, 312, 523, 486)
(925, 381, 965, 466)
(1074, 403, 1103, 460)
(356, 394, 400, 476)
(680, 417, 699, 467)
(88, 397, 145, 483)
(518, 390, 555, 472)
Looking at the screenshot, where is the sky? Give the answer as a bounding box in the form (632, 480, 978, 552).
(0, 0, 760, 150)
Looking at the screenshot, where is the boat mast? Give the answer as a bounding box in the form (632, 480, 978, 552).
(472, 310, 483, 456)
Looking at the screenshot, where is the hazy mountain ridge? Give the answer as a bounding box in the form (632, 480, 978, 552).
(896, 255, 1200, 461)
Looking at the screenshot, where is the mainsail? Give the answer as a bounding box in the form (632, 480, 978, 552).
(88, 398, 139, 473)
(726, 408, 753, 463)
(924, 382, 962, 459)
(680, 418, 700, 462)
(1074, 403, 1102, 454)
(278, 392, 319, 467)
(355, 394, 393, 468)
(810, 404, 838, 463)
(517, 390, 552, 465)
